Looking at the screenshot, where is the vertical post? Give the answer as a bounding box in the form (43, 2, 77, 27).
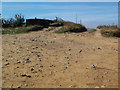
(76, 14, 77, 24)
(80, 19, 82, 24)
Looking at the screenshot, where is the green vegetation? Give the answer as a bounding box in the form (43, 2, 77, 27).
(97, 25, 120, 37)
(46, 27, 55, 32)
(100, 29, 120, 37)
(2, 14, 65, 34)
(50, 22, 63, 27)
(2, 14, 25, 28)
(54, 22, 87, 33)
(97, 25, 118, 29)
(88, 29, 96, 33)
(2, 25, 43, 34)
(2, 14, 87, 34)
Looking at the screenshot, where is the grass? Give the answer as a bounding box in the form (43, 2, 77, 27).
(2, 14, 25, 28)
(46, 27, 55, 32)
(54, 22, 87, 33)
(2, 21, 87, 35)
(88, 29, 96, 33)
(101, 29, 120, 37)
(2, 25, 43, 34)
(49, 22, 63, 27)
(54, 29, 66, 33)
(97, 25, 120, 37)
(97, 25, 118, 30)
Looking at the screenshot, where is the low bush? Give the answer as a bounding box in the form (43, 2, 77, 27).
(54, 22, 87, 33)
(98, 25, 120, 37)
(101, 29, 120, 37)
(2, 14, 25, 28)
(97, 25, 118, 29)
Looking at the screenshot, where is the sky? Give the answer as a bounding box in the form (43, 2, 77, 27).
(1, 0, 120, 2)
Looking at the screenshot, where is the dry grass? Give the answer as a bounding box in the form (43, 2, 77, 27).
(97, 25, 120, 37)
(2, 25, 43, 34)
(54, 22, 87, 33)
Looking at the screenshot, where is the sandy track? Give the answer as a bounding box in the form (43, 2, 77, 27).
(94, 29, 102, 38)
(2, 28, 118, 88)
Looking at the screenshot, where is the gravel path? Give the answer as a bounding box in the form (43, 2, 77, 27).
(2, 27, 118, 88)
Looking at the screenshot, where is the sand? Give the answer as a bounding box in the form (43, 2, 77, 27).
(2, 28, 118, 88)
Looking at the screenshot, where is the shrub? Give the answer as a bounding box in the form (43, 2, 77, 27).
(2, 14, 25, 28)
(2, 19, 11, 28)
(99, 25, 120, 37)
(101, 30, 120, 37)
(97, 25, 118, 29)
(54, 22, 87, 33)
(14, 14, 25, 27)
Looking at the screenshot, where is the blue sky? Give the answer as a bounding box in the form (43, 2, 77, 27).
(2, 0, 120, 2)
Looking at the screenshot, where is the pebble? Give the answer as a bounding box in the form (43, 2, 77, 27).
(64, 66, 68, 70)
(4, 62, 10, 66)
(24, 84, 28, 87)
(31, 68, 34, 71)
(40, 65, 43, 68)
(37, 55, 40, 57)
(101, 76, 104, 78)
(32, 47, 35, 49)
(98, 47, 101, 50)
(16, 85, 21, 88)
(104, 72, 108, 74)
(17, 66, 19, 68)
(79, 50, 82, 53)
(50, 65, 54, 67)
(6, 60, 8, 62)
(21, 74, 31, 78)
(21, 74, 27, 77)
(36, 47, 38, 48)
(35, 75, 39, 77)
(38, 69, 42, 72)
(95, 86, 99, 88)
(25, 58, 31, 63)
(42, 75, 44, 77)
(19, 46, 22, 48)
(101, 85, 105, 88)
(59, 85, 62, 87)
(27, 75, 32, 78)
(17, 61, 21, 64)
(68, 48, 71, 51)
(75, 61, 78, 63)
